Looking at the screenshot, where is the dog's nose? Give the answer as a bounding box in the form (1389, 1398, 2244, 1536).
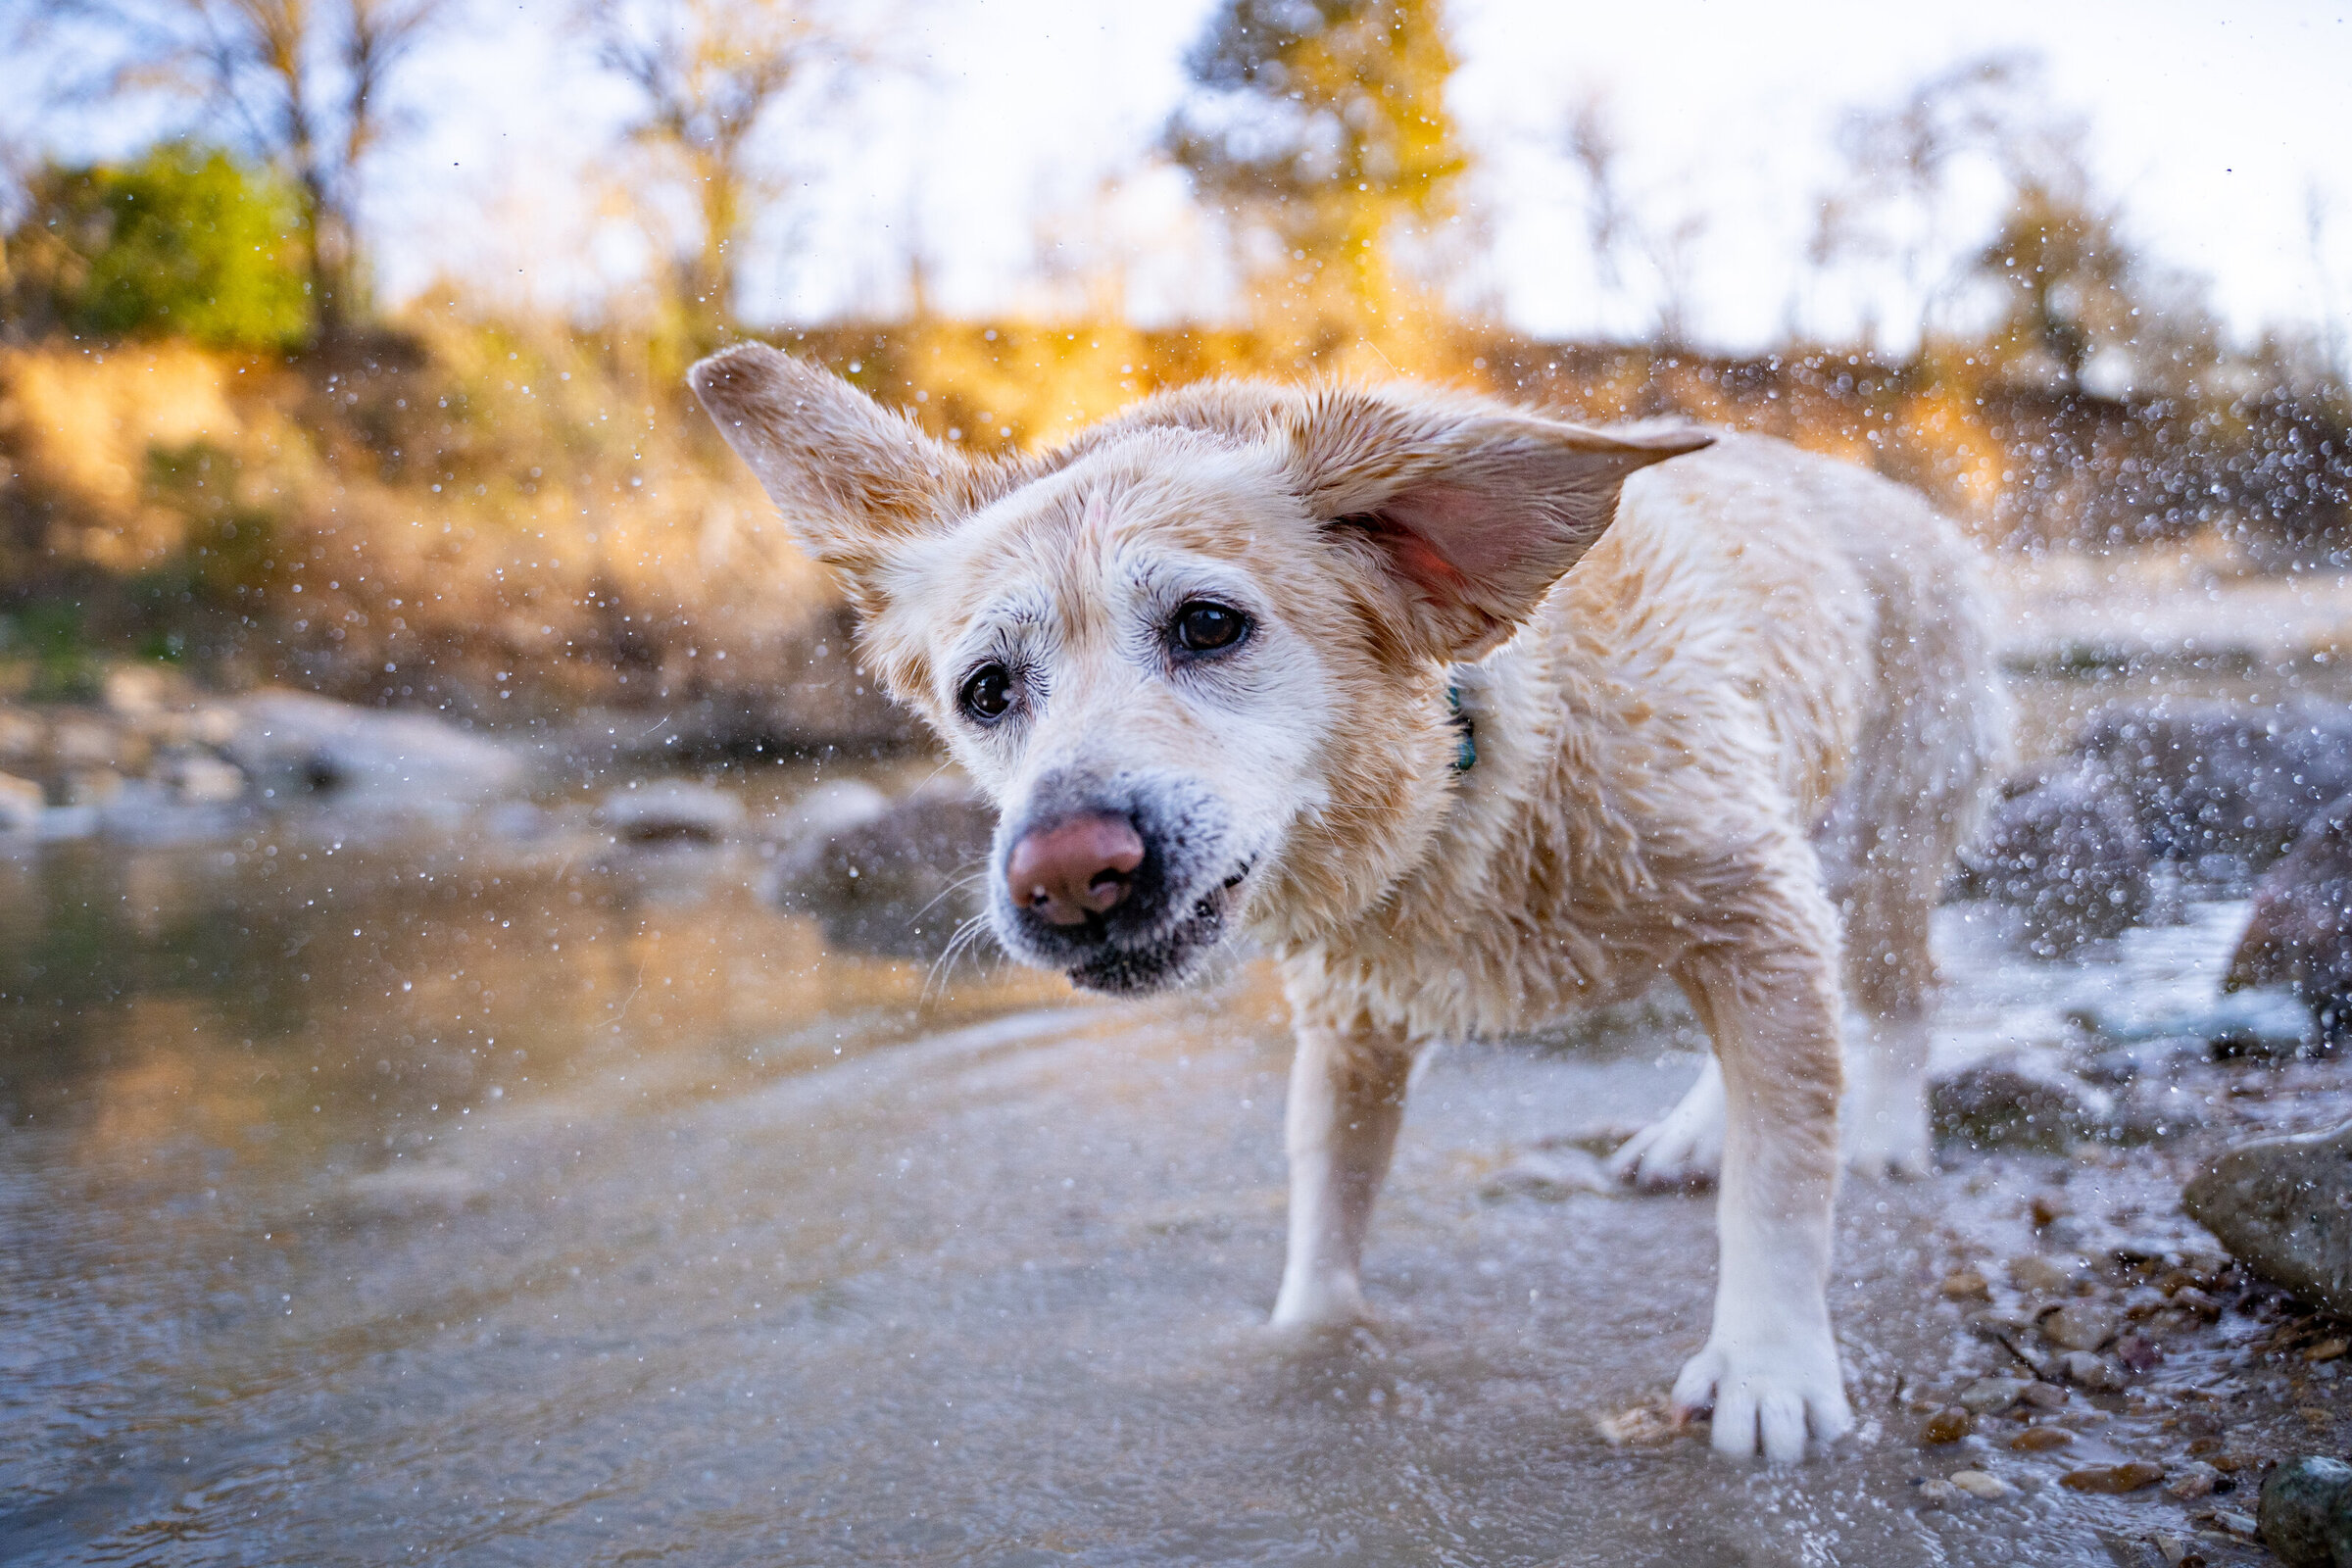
(1005, 813, 1146, 925)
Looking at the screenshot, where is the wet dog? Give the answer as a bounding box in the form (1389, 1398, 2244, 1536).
(692, 347, 2007, 1460)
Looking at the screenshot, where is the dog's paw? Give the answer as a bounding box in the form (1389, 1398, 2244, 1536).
(1269, 1274, 1369, 1331)
(1605, 1071, 1725, 1189)
(1841, 1076, 1934, 1179)
(1671, 1337, 1854, 1462)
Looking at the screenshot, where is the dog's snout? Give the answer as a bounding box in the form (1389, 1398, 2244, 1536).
(1005, 813, 1146, 926)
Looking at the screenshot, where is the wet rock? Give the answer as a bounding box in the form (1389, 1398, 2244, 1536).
(2072, 992, 2315, 1064)
(2226, 792, 2352, 1046)
(1950, 1469, 2014, 1499)
(2011, 1425, 2076, 1452)
(2061, 1350, 2124, 1391)
(1956, 763, 2151, 951)
(2115, 1334, 2163, 1373)
(2167, 1462, 2220, 1501)
(2018, 1380, 2069, 1411)
(0, 772, 42, 834)
(2257, 1455, 2352, 1568)
(1933, 1059, 2106, 1152)
(598, 781, 745, 845)
(1482, 1149, 1614, 1200)
(2181, 1120, 2352, 1317)
(2041, 1302, 2122, 1351)
(766, 778, 996, 959)
(2063, 1462, 2167, 1494)
(2078, 701, 2352, 869)
(1940, 1269, 1991, 1299)
(1914, 1477, 1962, 1508)
(1958, 1376, 2032, 1415)
(1922, 1406, 1974, 1444)
(1593, 1401, 1680, 1447)
(2011, 1254, 2086, 1295)
(225, 690, 526, 807)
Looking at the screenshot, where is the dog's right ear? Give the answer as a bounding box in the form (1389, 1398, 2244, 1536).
(689, 344, 995, 592)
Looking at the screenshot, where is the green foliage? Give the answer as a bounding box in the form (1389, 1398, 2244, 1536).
(143, 440, 285, 601)
(4, 146, 313, 352)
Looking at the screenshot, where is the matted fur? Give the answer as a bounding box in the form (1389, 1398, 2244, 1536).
(692, 344, 2008, 1462)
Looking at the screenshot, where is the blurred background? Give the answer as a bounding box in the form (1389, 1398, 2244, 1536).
(0, 0, 2345, 731)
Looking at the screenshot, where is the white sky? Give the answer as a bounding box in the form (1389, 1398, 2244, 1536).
(18, 0, 2352, 355)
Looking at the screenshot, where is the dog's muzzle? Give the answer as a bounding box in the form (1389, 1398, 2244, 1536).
(990, 773, 1248, 994)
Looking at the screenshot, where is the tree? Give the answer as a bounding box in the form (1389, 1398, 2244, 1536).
(3, 143, 312, 349)
(10, 0, 445, 341)
(1165, 0, 1466, 355)
(582, 0, 858, 345)
(1556, 92, 1708, 347)
(1969, 178, 2137, 394)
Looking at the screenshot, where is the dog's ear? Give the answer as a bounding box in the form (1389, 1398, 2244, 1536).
(689, 343, 1001, 592)
(1282, 389, 1711, 662)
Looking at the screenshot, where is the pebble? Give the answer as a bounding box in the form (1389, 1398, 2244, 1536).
(2166, 1462, 2220, 1500)
(1939, 1269, 1990, 1299)
(1958, 1377, 2032, 1415)
(2032, 1191, 2073, 1227)
(2304, 1337, 2349, 1363)
(1915, 1478, 1961, 1508)
(1951, 1470, 2014, 1499)
(2018, 1380, 2069, 1411)
(2010, 1254, 2084, 1295)
(2116, 1334, 2164, 1373)
(2041, 1302, 2121, 1351)
(2060, 1350, 2123, 1390)
(2010, 1426, 2076, 1452)
(2062, 1462, 2167, 1494)
(1922, 1406, 1974, 1445)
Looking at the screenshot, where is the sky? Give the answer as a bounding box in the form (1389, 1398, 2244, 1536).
(12, 0, 2352, 357)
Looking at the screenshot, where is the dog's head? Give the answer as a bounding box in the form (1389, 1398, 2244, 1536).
(692, 346, 1704, 993)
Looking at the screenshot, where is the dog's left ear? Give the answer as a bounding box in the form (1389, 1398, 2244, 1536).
(1283, 389, 1711, 661)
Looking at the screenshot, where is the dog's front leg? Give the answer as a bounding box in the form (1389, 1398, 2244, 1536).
(1670, 914, 1854, 1461)
(1270, 1020, 1413, 1328)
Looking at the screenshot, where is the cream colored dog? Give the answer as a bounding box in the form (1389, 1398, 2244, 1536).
(691, 345, 2006, 1461)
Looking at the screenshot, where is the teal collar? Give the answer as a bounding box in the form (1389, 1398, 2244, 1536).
(1445, 684, 1477, 774)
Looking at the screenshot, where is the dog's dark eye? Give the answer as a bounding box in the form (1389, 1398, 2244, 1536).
(959, 662, 1014, 722)
(1173, 600, 1249, 655)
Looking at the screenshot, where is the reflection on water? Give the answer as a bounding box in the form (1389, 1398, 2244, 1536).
(0, 757, 2336, 1566)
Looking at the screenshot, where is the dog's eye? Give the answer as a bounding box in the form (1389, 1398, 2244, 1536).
(959, 662, 1014, 722)
(1173, 600, 1249, 655)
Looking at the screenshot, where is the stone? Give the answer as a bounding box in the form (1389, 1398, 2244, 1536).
(0, 771, 43, 834)
(157, 750, 246, 804)
(1921, 1406, 1974, 1445)
(1940, 1269, 1991, 1299)
(1957, 1377, 2032, 1415)
(2116, 1334, 2163, 1373)
(2226, 792, 2352, 1045)
(224, 690, 526, 807)
(1949, 1470, 2013, 1499)
(2062, 1462, 2166, 1494)
(1914, 1478, 1961, 1508)
(2018, 1380, 2069, 1410)
(1955, 762, 2152, 951)
(2041, 1302, 2122, 1351)
(2256, 1456, 2352, 1568)
(1932, 1060, 2105, 1152)
(598, 781, 746, 845)
(2011, 1425, 2076, 1451)
(2167, 1463, 2219, 1500)
(2010, 1254, 2085, 1295)
(2077, 701, 2352, 869)
(2061, 1350, 2123, 1391)
(2182, 1120, 2352, 1317)
(766, 777, 997, 959)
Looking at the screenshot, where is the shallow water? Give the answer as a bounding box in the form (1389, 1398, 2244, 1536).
(1, 764, 2343, 1566)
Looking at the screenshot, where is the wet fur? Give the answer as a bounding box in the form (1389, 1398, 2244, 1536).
(691, 346, 2008, 1461)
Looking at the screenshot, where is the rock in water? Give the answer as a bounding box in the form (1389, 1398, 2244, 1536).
(225, 690, 525, 807)
(1931, 1059, 2105, 1152)
(2182, 1120, 2352, 1317)
(2227, 792, 2352, 1045)
(2078, 701, 2352, 868)
(598, 781, 746, 845)
(1955, 763, 2151, 951)
(766, 778, 995, 959)
(2257, 1455, 2352, 1568)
